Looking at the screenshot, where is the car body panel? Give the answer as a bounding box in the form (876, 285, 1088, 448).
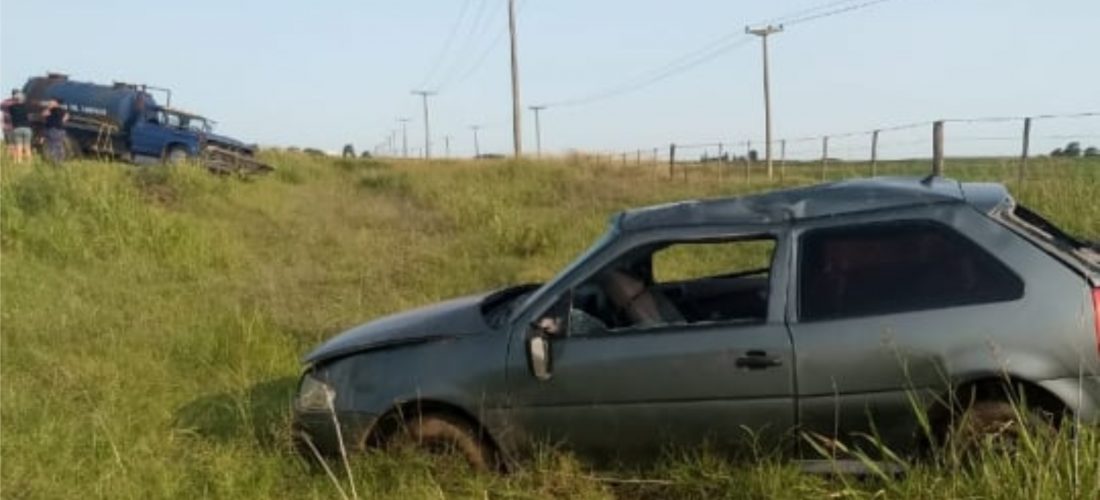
(294, 177, 1100, 463)
(303, 291, 497, 364)
(499, 224, 796, 458)
(789, 203, 1099, 449)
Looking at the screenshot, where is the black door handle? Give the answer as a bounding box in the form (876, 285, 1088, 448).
(736, 350, 783, 370)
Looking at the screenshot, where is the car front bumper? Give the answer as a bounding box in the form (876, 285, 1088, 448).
(292, 408, 378, 458)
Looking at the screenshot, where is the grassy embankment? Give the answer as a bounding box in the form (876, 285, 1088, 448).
(2, 153, 1099, 499)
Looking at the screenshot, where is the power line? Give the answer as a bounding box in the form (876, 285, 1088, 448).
(762, 0, 866, 25)
(418, 0, 474, 90)
(781, 0, 897, 27)
(441, 0, 531, 91)
(544, 36, 754, 108)
(430, 0, 495, 91)
(538, 0, 898, 110)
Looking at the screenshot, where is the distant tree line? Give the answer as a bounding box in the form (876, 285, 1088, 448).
(1051, 141, 1099, 157)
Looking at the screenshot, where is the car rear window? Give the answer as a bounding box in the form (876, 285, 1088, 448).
(799, 220, 1024, 322)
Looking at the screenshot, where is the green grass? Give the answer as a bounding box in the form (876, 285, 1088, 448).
(2, 153, 1098, 499)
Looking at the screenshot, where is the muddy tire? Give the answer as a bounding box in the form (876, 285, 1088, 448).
(947, 399, 1056, 455)
(387, 414, 499, 471)
(166, 146, 189, 165)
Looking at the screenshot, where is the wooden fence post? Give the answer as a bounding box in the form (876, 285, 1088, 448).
(669, 143, 676, 179)
(744, 141, 752, 182)
(870, 129, 880, 177)
(820, 136, 829, 181)
(1019, 117, 1031, 186)
(932, 120, 945, 176)
(684, 148, 689, 182)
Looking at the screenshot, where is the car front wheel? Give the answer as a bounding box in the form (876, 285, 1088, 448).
(386, 413, 500, 471)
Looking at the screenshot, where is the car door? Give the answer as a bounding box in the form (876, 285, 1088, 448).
(788, 207, 1028, 452)
(504, 228, 797, 458)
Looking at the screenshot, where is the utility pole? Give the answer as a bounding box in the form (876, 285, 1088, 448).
(746, 24, 783, 179)
(444, 135, 452, 158)
(529, 105, 546, 157)
(397, 118, 410, 158)
(470, 125, 481, 158)
(411, 90, 436, 159)
(508, 0, 523, 157)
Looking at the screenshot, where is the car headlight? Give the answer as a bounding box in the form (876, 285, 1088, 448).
(297, 371, 335, 412)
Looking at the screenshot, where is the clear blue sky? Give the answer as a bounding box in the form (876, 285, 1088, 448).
(2, 0, 1098, 158)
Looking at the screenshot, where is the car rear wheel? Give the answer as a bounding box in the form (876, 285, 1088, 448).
(946, 399, 1057, 456)
(385, 413, 499, 471)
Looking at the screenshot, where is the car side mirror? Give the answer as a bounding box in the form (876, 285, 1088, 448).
(527, 333, 552, 381)
(526, 292, 572, 381)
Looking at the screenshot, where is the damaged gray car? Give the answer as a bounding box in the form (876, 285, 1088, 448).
(294, 177, 1100, 470)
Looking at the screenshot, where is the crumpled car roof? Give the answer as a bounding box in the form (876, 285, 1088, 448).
(618, 176, 1008, 232)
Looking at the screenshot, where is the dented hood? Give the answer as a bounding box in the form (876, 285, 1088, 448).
(303, 291, 493, 365)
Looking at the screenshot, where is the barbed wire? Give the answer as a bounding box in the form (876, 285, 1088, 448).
(586, 110, 1099, 161)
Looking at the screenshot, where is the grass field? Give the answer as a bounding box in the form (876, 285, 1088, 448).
(2, 153, 1099, 499)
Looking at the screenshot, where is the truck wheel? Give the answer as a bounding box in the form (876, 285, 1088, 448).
(166, 146, 189, 165)
(63, 133, 82, 160)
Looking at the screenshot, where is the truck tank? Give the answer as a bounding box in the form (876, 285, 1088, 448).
(22, 74, 155, 131)
(20, 73, 271, 175)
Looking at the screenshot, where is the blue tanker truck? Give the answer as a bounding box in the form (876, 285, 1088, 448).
(21, 73, 271, 174)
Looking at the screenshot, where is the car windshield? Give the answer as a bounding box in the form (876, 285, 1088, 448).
(509, 227, 618, 322)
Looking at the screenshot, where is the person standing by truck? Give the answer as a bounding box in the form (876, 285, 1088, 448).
(7, 92, 34, 164)
(1, 89, 16, 159)
(41, 98, 69, 164)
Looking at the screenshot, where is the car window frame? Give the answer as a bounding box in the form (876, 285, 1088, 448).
(794, 217, 1025, 323)
(560, 231, 785, 338)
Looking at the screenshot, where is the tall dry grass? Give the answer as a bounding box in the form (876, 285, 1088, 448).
(1, 153, 1097, 498)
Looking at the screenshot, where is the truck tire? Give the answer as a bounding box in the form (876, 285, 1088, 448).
(63, 134, 82, 160)
(166, 146, 189, 165)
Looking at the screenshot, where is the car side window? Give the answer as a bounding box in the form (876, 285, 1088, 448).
(570, 237, 775, 335)
(798, 220, 1024, 322)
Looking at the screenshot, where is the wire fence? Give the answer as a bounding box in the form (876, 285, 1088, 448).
(567, 111, 1100, 185)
